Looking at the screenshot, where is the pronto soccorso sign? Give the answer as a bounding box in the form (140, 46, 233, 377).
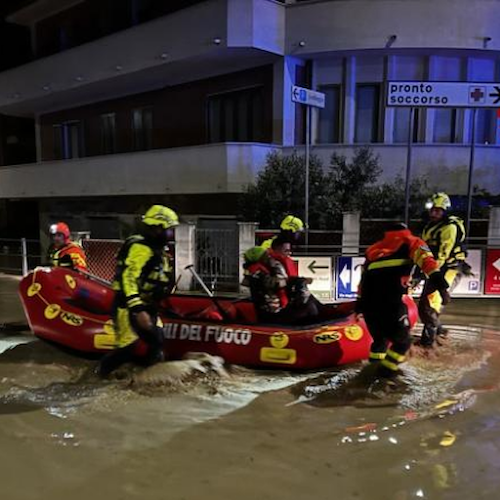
(387, 81, 500, 108)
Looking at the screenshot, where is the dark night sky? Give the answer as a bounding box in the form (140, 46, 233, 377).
(0, 0, 35, 17)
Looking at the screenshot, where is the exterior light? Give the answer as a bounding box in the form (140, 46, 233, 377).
(74, 76, 84, 82)
(159, 52, 169, 60)
(483, 36, 492, 48)
(386, 35, 397, 48)
(115, 65, 123, 71)
(298, 40, 306, 47)
(213, 37, 222, 45)
(42, 85, 51, 91)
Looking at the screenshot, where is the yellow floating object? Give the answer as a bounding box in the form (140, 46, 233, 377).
(434, 399, 458, 410)
(439, 431, 456, 447)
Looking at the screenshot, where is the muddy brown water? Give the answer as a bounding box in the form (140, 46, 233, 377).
(1, 275, 500, 500)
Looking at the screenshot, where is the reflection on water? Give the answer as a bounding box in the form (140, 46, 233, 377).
(1, 319, 500, 499)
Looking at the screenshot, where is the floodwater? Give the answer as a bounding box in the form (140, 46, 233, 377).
(1, 274, 500, 500)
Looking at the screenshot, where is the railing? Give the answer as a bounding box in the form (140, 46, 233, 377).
(0, 238, 42, 275)
(195, 228, 239, 292)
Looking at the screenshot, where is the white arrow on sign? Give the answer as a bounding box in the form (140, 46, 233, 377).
(493, 258, 500, 272)
(339, 265, 351, 288)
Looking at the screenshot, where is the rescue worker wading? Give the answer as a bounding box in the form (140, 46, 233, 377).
(261, 215, 304, 250)
(418, 192, 469, 347)
(356, 223, 450, 377)
(97, 205, 179, 377)
(47, 222, 87, 271)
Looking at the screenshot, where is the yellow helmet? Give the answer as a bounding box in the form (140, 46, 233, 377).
(426, 192, 451, 211)
(142, 205, 179, 229)
(244, 246, 267, 263)
(280, 215, 304, 232)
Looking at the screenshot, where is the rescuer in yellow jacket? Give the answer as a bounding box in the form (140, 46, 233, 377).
(418, 192, 469, 347)
(97, 205, 179, 377)
(261, 215, 304, 250)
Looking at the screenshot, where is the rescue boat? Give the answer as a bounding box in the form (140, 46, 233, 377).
(18, 267, 418, 370)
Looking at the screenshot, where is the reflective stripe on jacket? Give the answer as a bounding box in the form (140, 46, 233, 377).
(421, 216, 466, 268)
(112, 235, 172, 313)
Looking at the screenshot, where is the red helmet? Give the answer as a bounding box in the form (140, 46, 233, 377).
(49, 222, 70, 241)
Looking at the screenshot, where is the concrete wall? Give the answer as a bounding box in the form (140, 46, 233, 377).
(0, 143, 280, 199)
(286, 0, 500, 53)
(2, 140, 497, 201)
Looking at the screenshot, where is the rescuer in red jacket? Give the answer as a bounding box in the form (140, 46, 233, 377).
(356, 223, 450, 377)
(47, 222, 87, 271)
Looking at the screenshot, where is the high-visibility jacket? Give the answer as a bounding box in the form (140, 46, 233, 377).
(358, 228, 440, 308)
(48, 241, 87, 271)
(421, 215, 466, 268)
(112, 235, 172, 313)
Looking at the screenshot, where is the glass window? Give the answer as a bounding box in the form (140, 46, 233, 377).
(393, 108, 421, 143)
(132, 107, 153, 151)
(100, 113, 116, 154)
(472, 109, 496, 145)
(317, 85, 341, 144)
(355, 84, 380, 143)
(54, 121, 82, 159)
(207, 86, 265, 143)
(433, 109, 457, 143)
(53, 125, 63, 160)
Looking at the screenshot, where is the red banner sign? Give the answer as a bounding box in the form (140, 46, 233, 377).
(485, 249, 500, 295)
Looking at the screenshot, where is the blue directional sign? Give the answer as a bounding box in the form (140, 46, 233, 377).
(335, 256, 364, 300)
(291, 85, 326, 108)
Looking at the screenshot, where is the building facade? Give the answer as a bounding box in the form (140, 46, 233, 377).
(0, 0, 498, 239)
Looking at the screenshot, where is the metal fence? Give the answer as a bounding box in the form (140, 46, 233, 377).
(0, 238, 42, 275)
(195, 228, 239, 292)
(81, 239, 122, 281)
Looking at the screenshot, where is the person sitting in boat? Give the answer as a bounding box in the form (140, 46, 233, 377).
(356, 223, 450, 378)
(47, 222, 87, 271)
(243, 241, 318, 325)
(261, 215, 304, 250)
(97, 205, 179, 377)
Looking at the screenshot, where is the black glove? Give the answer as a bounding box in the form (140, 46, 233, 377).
(459, 261, 474, 277)
(410, 268, 424, 289)
(429, 271, 451, 306)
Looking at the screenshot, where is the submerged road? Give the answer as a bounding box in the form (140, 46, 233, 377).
(0, 273, 500, 500)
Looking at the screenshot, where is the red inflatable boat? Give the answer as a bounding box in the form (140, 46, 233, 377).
(18, 267, 418, 370)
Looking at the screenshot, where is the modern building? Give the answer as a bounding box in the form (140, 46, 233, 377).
(0, 0, 498, 240)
